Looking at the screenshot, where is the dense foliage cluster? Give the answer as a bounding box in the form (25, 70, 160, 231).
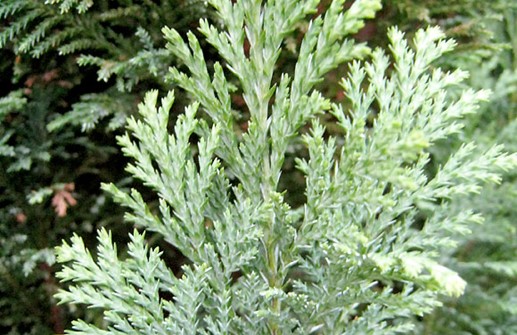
(1, 0, 516, 334)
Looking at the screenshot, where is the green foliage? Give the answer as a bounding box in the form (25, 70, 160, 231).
(0, 226, 56, 335)
(419, 6, 517, 334)
(1, 0, 206, 131)
(2, 0, 516, 333)
(379, 0, 517, 65)
(0, 0, 209, 333)
(56, 0, 516, 333)
(0, 91, 26, 158)
(0, 80, 124, 334)
(47, 90, 136, 132)
(387, 0, 512, 22)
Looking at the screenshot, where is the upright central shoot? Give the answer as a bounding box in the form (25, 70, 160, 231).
(56, 0, 516, 334)
(161, 1, 381, 331)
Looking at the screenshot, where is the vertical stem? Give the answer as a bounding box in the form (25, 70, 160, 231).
(258, 90, 282, 334)
(245, 4, 288, 331)
(255, 62, 282, 335)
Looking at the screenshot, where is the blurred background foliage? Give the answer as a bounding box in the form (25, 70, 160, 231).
(0, 0, 516, 333)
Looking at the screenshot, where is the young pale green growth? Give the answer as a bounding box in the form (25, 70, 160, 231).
(56, 1, 517, 334)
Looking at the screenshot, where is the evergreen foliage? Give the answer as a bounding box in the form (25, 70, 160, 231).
(0, 0, 208, 333)
(2, 0, 517, 333)
(420, 6, 517, 334)
(55, 0, 517, 333)
(380, 0, 516, 60)
(1, 0, 206, 131)
(0, 76, 125, 334)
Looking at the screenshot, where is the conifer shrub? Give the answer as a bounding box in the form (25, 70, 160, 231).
(54, 0, 517, 333)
